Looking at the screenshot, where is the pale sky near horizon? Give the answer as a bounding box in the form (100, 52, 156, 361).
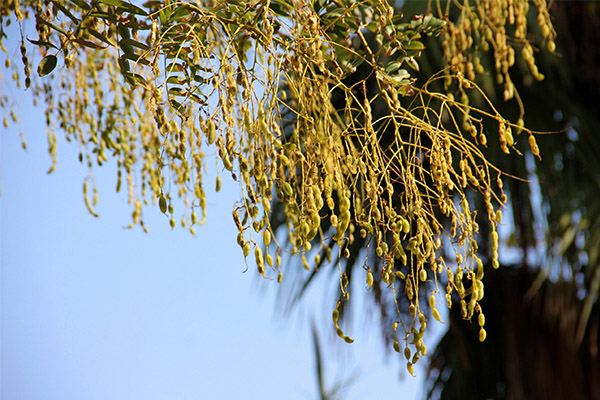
(0, 58, 433, 399)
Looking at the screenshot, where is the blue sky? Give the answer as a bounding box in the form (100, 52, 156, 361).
(0, 64, 434, 398)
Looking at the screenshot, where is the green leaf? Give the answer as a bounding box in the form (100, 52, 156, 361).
(74, 38, 107, 49)
(38, 55, 58, 77)
(97, 0, 148, 16)
(51, 1, 80, 24)
(120, 37, 149, 51)
(69, 0, 91, 10)
(404, 40, 425, 51)
(85, 28, 115, 47)
(27, 38, 59, 50)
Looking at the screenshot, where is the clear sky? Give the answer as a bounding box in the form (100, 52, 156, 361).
(0, 45, 435, 400)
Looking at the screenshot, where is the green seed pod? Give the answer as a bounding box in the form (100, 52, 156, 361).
(343, 336, 354, 344)
(332, 309, 339, 324)
(393, 340, 400, 353)
(207, 120, 216, 144)
(159, 196, 167, 214)
(404, 346, 411, 360)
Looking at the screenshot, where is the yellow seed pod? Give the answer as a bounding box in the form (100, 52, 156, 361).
(504, 126, 514, 147)
(366, 269, 374, 288)
(343, 336, 354, 344)
(279, 154, 289, 166)
(406, 362, 414, 376)
(404, 346, 411, 360)
(276, 253, 281, 266)
(408, 304, 416, 316)
(491, 230, 499, 251)
(302, 254, 309, 270)
(432, 308, 441, 322)
(277, 271, 283, 283)
(215, 175, 222, 192)
(495, 209, 503, 223)
(393, 340, 400, 353)
(419, 268, 427, 282)
(263, 229, 272, 246)
(428, 293, 436, 309)
(330, 214, 338, 227)
(478, 312, 486, 327)
(266, 253, 273, 267)
(479, 327, 487, 342)
(159, 195, 167, 214)
(282, 181, 293, 197)
(169, 217, 176, 229)
(332, 309, 339, 324)
(243, 242, 251, 257)
(191, 211, 197, 225)
(529, 134, 540, 158)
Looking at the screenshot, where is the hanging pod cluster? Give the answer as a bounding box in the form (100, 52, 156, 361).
(1, 0, 553, 372)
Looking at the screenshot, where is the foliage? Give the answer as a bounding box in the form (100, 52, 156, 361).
(0, 0, 557, 374)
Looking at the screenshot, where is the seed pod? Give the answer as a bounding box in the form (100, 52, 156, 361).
(191, 211, 197, 224)
(207, 120, 216, 144)
(332, 309, 339, 324)
(529, 134, 540, 158)
(419, 268, 427, 282)
(393, 340, 400, 353)
(404, 346, 411, 360)
(478, 313, 486, 327)
(263, 229, 272, 246)
(479, 327, 487, 342)
(243, 242, 251, 257)
(429, 293, 436, 309)
(406, 362, 414, 376)
(343, 336, 354, 344)
(169, 217, 176, 228)
(432, 308, 441, 322)
(366, 269, 374, 288)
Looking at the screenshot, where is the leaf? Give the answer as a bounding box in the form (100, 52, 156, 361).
(97, 0, 148, 16)
(404, 40, 425, 51)
(38, 55, 58, 77)
(50, 1, 80, 23)
(85, 28, 115, 47)
(27, 38, 59, 50)
(74, 38, 107, 49)
(69, 0, 91, 10)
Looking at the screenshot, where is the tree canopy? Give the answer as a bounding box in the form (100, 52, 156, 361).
(2, 0, 579, 380)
